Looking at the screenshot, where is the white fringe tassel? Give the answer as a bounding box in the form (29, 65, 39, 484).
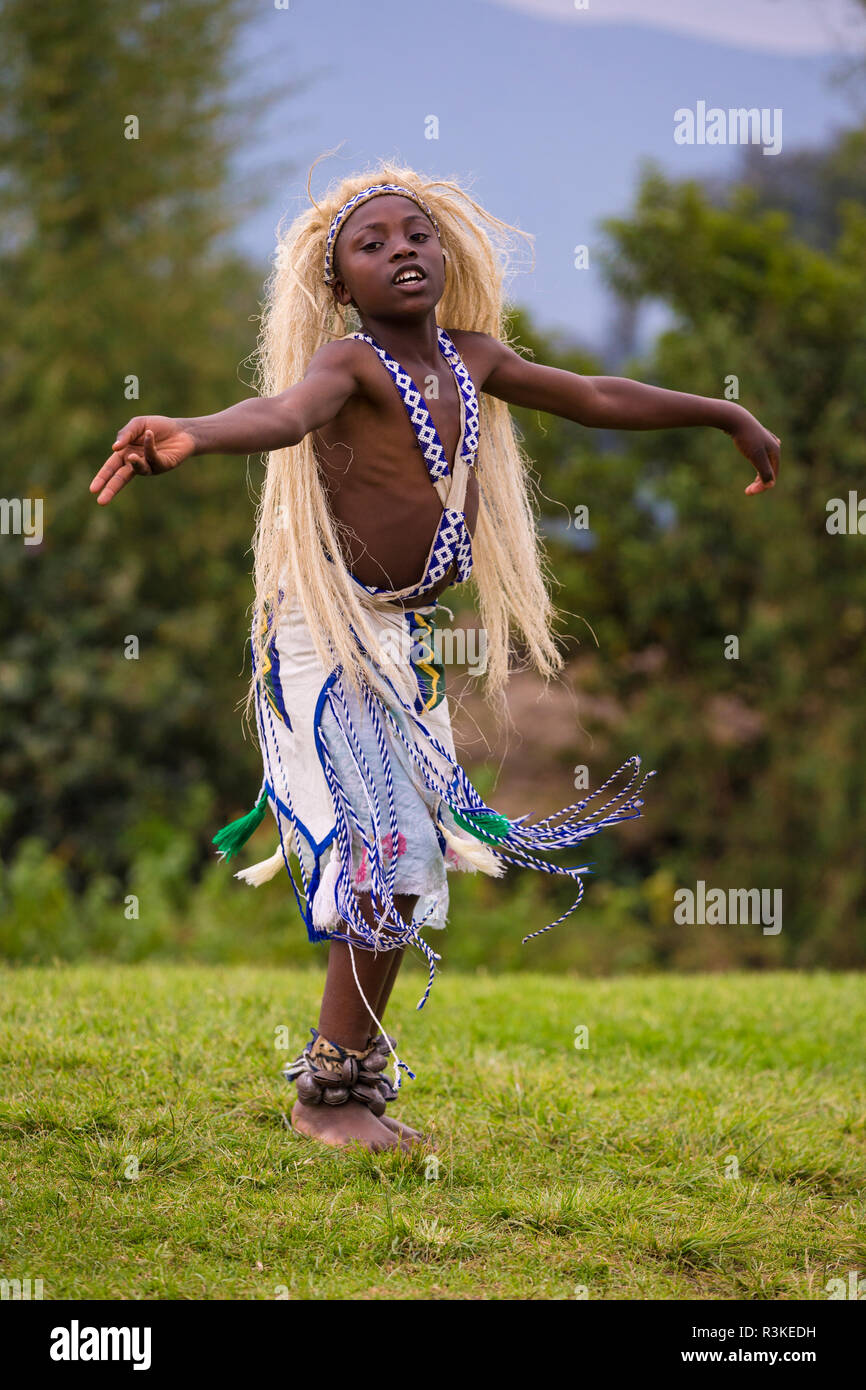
(438, 817, 506, 877)
(311, 847, 341, 930)
(234, 821, 294, 887)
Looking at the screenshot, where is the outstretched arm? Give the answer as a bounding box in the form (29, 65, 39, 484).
(90, 341, 360, 505)
(481, 340, 780, 495)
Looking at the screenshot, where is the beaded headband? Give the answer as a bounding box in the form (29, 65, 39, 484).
(323, 183, 441, 285)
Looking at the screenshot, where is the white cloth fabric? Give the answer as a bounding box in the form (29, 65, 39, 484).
(255, 592, 478, 938)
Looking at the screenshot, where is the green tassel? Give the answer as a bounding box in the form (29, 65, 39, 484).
(212, 791, 268, 860)
(452, 807, 511, 844)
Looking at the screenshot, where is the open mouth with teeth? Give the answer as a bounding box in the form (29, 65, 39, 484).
(392, 267, 426, 286)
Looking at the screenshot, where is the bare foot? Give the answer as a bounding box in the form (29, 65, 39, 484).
(290, 1098, 413, 1152)
(378, 1113, 433, 1147)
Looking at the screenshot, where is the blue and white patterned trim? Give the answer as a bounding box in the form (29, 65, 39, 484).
(323, 183, 441, 285)
(341, 327, 478, 602)
(350, 327, 477, 485)
(438, 329, 480, 464)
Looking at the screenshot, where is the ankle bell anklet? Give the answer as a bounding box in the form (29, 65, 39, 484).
(283, 1028, 399, 1116)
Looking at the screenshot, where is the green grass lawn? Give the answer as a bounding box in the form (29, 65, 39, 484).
(1, 964, 864, 1300)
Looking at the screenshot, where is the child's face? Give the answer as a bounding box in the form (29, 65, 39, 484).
(331, 195, 445, 317)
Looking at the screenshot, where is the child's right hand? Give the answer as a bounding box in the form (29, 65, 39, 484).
(90, 415, 196, 505)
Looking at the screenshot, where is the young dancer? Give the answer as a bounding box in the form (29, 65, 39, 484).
(91, 164, 780, 1153)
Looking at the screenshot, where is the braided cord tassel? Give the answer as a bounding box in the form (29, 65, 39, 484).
(319, 687, 442, 1010)
(356, 665, 657, 945)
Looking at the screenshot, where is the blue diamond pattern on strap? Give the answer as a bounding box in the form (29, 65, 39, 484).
(423, 508, 474, 587)
(337, 327, 479, 599)
(351, 330, 474, 485)
(437, 329, 480, 469)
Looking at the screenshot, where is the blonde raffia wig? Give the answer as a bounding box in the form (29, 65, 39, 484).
(248, 157, 565, 720)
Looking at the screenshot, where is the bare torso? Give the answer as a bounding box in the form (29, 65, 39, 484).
(312, 328, 495, 607)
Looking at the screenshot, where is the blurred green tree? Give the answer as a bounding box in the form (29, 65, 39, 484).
(520, 158, 866, 966)
(0, 0, 292, 881)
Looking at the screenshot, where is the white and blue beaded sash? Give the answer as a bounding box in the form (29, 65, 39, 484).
(327, 327, 479, 604)
(350, 327, 479, 486)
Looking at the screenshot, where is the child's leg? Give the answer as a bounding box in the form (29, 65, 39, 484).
(350, 900, 429, 1144)
(369, 939, 406, 1030)
(290, 892, 422, 1151)
(317, 894, 415, 1047)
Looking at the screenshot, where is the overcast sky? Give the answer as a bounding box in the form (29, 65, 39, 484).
(233, 0, 866, 354)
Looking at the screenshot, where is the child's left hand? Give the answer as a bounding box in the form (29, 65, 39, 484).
(727, 413, 781, 495)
